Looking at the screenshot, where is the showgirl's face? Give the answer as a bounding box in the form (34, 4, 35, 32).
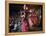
(21, 12, 25, 18)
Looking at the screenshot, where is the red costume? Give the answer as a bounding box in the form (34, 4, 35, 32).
(28, 12, 38, 29)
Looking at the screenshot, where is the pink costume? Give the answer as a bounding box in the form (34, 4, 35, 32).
(28, 17, 33, 28)
(21, 17, 28, 32)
